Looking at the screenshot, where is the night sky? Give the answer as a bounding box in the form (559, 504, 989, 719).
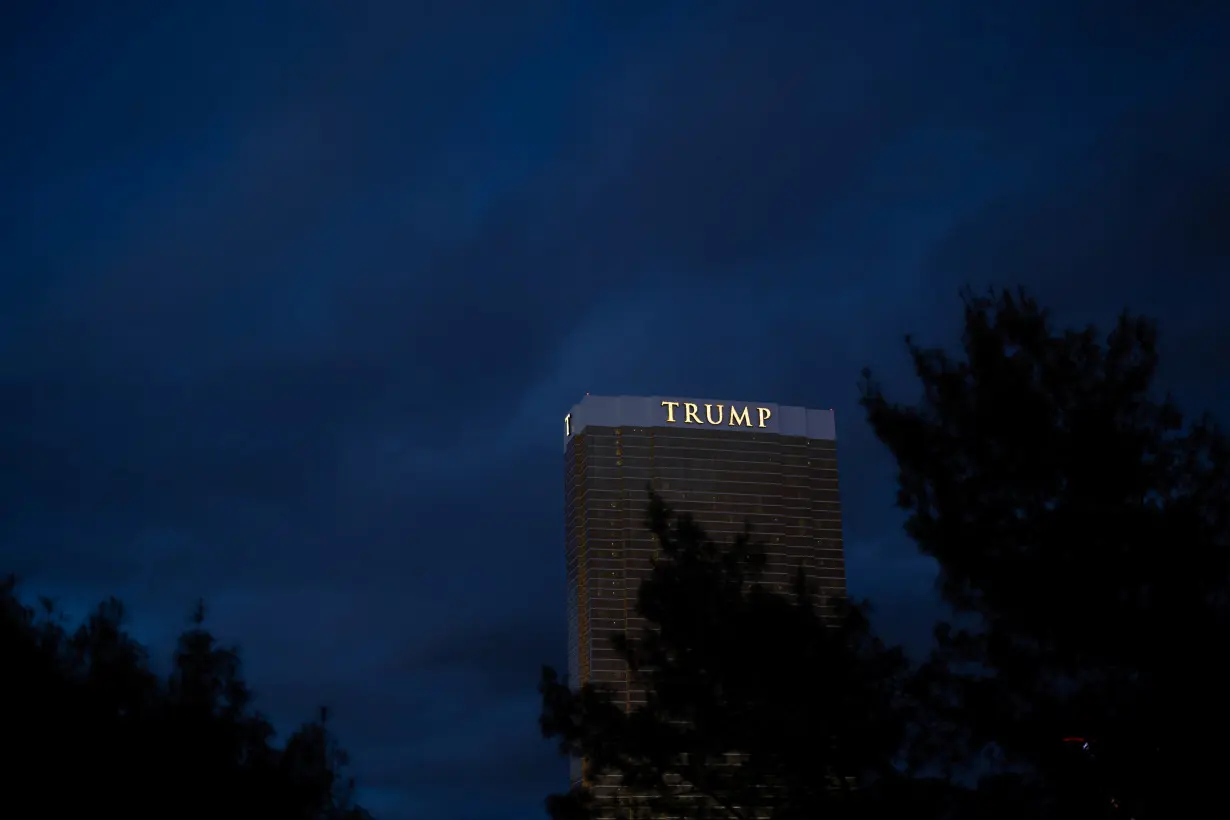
(3, 2, 1228, 819)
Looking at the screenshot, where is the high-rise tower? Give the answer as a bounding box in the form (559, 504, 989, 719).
(562, 395, 846, 795)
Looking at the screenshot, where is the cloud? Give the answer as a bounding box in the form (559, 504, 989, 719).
(925, 78, 1230, 402)
(409, 610, 566, 698)
(4, 2, 1230, 819)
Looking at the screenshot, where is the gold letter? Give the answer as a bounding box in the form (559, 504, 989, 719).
(661, 401, 679, 422)
(757, 407, 772, 428)
(684, 402, 702, 424)
(705, 403, 724, 424)
(729, 406, 751, 427)
(564, 413, 571, 436)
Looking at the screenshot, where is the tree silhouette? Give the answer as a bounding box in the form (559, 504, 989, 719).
(860, 287, 1230, 818)
(0, 575, 373, 820)
(539, 491, 932, 820)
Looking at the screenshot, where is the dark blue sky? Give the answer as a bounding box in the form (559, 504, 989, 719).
(3, 2, 1228, 818)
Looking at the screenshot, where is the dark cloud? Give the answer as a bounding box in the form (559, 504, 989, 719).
(411, 611, 566, 698)
(926, 76, 1230, 401)
(3, 1, 1229, 819)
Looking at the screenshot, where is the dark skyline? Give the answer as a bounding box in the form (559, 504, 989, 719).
(3, 3, 1229, 820)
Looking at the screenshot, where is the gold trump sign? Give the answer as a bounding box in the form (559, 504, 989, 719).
(661, 400, 771, 428)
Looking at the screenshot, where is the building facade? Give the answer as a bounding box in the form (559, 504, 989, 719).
(562, 395, 846, 794)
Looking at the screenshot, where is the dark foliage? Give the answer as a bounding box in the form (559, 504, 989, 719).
(861, 287, 1230, 818)
(0, 576, 373, 820)
(539, 492, 943, 820)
